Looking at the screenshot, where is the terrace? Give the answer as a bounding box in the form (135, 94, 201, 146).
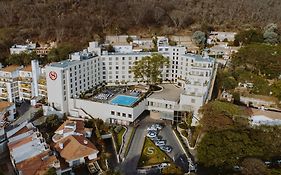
(80, 85, 149, 107)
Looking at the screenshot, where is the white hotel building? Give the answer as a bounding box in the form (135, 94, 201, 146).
(46, 41, 216, 125)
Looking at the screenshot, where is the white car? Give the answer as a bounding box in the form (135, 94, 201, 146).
(155, 140, 166, 146)
(147, 132, 157, 138)
(153, 124, 163, 130)
(158, 163, 169, 169)
(147, 126, 157, 131)
(160, 145, 172, 153)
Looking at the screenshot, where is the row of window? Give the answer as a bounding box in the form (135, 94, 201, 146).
(111, 111, 132, 118)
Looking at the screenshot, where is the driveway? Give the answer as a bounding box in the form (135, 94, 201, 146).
(159, 125, 189, 172)
(119, 116, 149, 174)
(119, 113, 189, 174)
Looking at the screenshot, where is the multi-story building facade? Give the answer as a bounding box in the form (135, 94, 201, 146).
(0, 65, 22, 102)
(0, 60, 45, 103)
(45, 41, 216, 124)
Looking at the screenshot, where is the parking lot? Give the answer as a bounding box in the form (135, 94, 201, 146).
(119, 114, 190, 174)
(147, 123, 190, 173)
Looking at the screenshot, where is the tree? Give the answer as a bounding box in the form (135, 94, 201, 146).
(131, 53, 169, 84)
(232, 43, 281, 79)
(126, 36, 133, 43)
(221, 76, 237, 90)
(7, 51, 37, 65)
(44, 167, 56, 175)
(199, 101, 248, 132)
(271, 80, 281, 100)
(47, 43, 77, 63)
(241, 158, 269, 175)
(234, 29, 263, 46)
(264, 23, 279, 44)
(192, 31, 206, 48)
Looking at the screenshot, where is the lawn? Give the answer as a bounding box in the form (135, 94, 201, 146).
(116, 127, 126, 152)
(138, 137, 172, 167)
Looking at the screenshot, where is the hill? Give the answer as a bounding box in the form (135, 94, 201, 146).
(0, 0, 281, 60)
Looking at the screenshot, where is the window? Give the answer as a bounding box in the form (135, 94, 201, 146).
(111, 111, 115, 115)
(122, 113, 126, 117)
(128, 114, 132, 118)
(117, 112, 120, 116)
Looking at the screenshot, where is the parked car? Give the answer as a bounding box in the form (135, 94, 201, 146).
(147, 131, 157, 138)
(153, 124, 163, 130)
(160, 145, 172, 153)
(147, 126, 157, 131)
(155, 140, 166, 146)
(158, 163, 169, 169)
(151, 137, 162, 143)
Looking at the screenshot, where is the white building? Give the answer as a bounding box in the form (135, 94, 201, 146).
(0, 65, 23, 102)
(209, 31, 237, 43)
(0, 60, 46, 103)
(10, 43, 36, 55)
(45, 41, 216, 125)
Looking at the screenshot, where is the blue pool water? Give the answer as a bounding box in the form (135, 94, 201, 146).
(110, 95, 138, 106)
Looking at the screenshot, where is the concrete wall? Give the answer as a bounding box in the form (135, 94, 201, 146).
(69, 98, 147, 123)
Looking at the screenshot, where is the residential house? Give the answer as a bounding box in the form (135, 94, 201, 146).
(54, 135, 99, 167)
(6, 122, 60, 175)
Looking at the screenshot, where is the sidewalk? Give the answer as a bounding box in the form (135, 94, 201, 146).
(119, 126, 134, 160)
(13, 107, 39, 126)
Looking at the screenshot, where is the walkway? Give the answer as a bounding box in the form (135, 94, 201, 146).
(119, 126, 134, 160)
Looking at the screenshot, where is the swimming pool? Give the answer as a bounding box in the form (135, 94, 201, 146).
(110, 95, 138, 107)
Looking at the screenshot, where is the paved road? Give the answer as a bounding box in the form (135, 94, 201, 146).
(119, 118, 148, 174)
(13, 102, 39, 126)
(160, 125, 189, 172)
(119, 115, 189, 174)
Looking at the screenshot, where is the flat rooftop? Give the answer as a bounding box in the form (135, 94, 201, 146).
(1, 65, 21, 72)
(183, 53, 214, 63)
(148, 84, 182, 102)
(251, 108, 281, 120)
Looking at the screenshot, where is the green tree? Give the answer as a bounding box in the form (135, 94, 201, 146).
(241, 158, 269, 175)
(263, 23, 280, 44)
(126, 36, 133, 43)
(131, 53, 169, 84)
(192, 31, 206, 48)
(232, 43, 281, 79)
(44, 167, 56, 175)
(234, 29, 263, 46)
(221, 76, 237, 90)
(47, 43, 76, 63)
(199, 101, 248, 132)
(271, 80, 281, 100)
(7, 51, 37, 65)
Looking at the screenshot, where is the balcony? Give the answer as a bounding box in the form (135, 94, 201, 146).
(39, 85, 47, 91)
(39, 78, 46, 85)
(183, 91, 204, 97)
(18, 77, 32, 82)
(20, 83, 31, 89)
(0, 94, 8, 99)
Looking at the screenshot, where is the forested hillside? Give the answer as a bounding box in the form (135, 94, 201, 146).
(1, 0, 281, 41)
(1, 0, 281, 60)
